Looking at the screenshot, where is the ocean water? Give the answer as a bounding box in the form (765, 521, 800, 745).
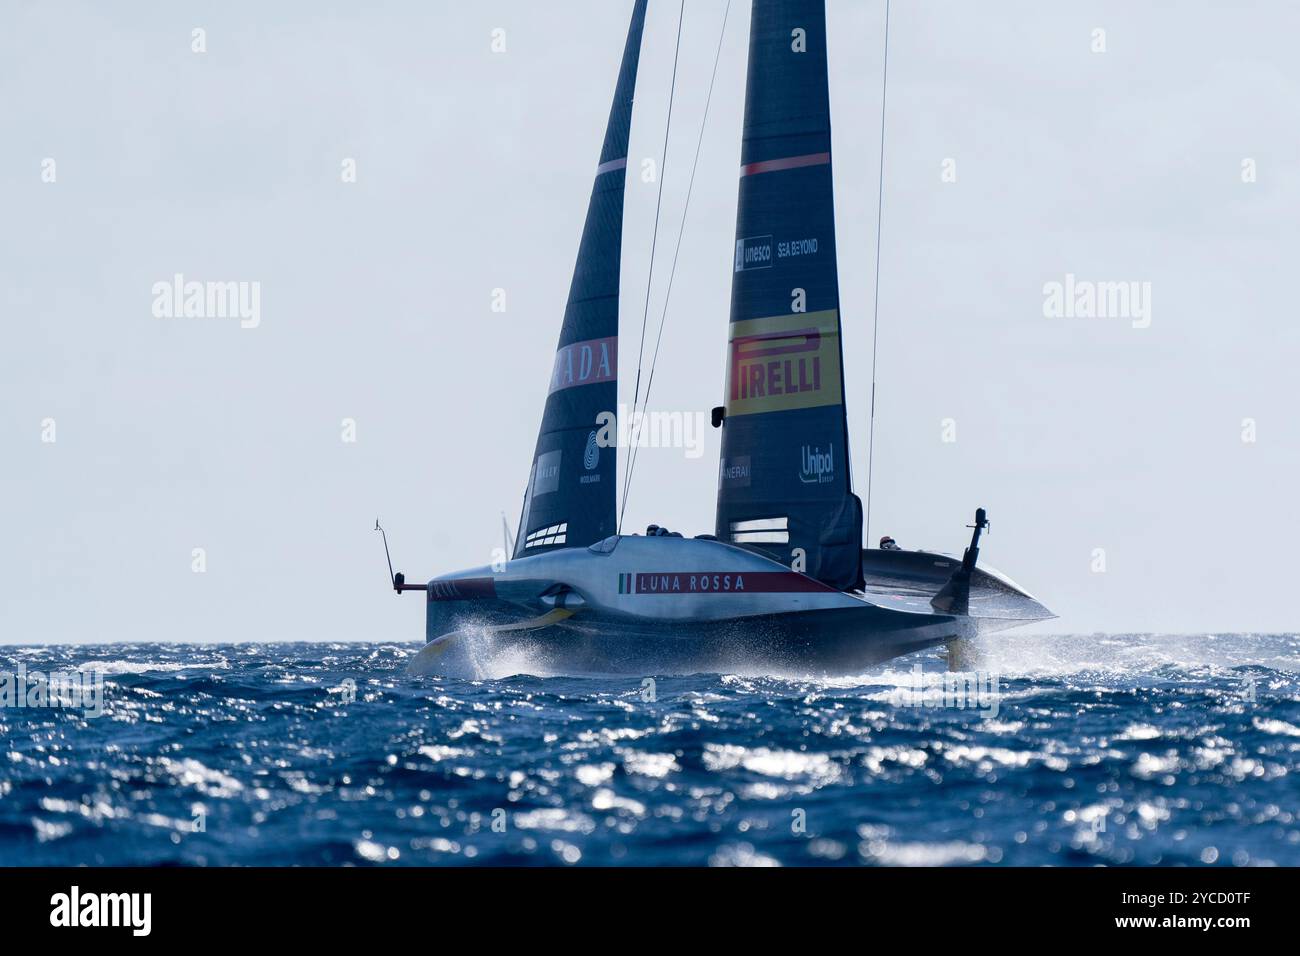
(1, 633, 1297, 867)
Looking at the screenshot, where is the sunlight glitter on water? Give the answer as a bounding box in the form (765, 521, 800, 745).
(1, 634, 1297, 866)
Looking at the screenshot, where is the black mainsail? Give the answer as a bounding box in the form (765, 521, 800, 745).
(715, 0, 863, 590)
(515, 0, 648, 557)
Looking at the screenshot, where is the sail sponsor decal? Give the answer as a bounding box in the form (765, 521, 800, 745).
(734, 234, 821, 272)
(777, 236, 819, 261)
(799, 443, 835, 484)
(533, 450, 561, 495)
(618, 571, 836, 595)
(548, 336, 616, 394)
(740, 151, 831, 178)
(725, 310, 843, 416)
(734, 235, 773, 272)
(580, 430, 601, 484)
(718, 455, 751, 488)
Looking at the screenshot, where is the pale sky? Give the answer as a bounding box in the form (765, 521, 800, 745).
(3, 0, 1297, 643)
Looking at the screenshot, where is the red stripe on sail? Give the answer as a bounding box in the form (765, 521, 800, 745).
(740, 152, 831, 177)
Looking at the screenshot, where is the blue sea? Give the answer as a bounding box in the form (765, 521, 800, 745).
(1, 633, 1297, 866)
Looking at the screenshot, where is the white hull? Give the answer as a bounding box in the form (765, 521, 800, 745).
(408, 535, 1051, 676)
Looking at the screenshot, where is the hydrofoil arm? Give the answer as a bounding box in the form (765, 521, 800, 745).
(406, 608, 575, 676)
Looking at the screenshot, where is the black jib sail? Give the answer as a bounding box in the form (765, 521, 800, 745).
(715, 0, 863, 590)
(515, 0, 648, 558)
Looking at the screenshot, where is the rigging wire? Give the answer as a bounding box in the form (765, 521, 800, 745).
(864, 0, 891, 549)
(619, 0, 686, 534)
(620, 0, 732, 528)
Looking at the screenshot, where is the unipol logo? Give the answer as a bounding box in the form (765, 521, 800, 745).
(799, 444, 834, 484)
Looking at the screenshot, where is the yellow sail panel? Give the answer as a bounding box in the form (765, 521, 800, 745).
(724, 309, 843, 417)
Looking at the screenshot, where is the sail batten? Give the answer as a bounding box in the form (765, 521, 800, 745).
(715, 0, 863, 591)
(515, 0, 648, 558)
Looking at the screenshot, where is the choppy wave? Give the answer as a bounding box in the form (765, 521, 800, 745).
(0, 633, 1297, 866)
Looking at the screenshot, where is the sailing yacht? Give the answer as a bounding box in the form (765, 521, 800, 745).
(389, 0, 1053, 676)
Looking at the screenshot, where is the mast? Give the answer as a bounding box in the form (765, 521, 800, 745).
(714, 0, 863, 590)
(515, 0, 648, 557)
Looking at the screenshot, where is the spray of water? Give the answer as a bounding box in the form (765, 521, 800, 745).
(409, 626, 1298, 685)
(417, 618, 559, 681)
(973, 632, 1299, 679)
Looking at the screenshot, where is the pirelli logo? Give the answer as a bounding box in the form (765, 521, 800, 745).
(725, 310, 843, 416)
